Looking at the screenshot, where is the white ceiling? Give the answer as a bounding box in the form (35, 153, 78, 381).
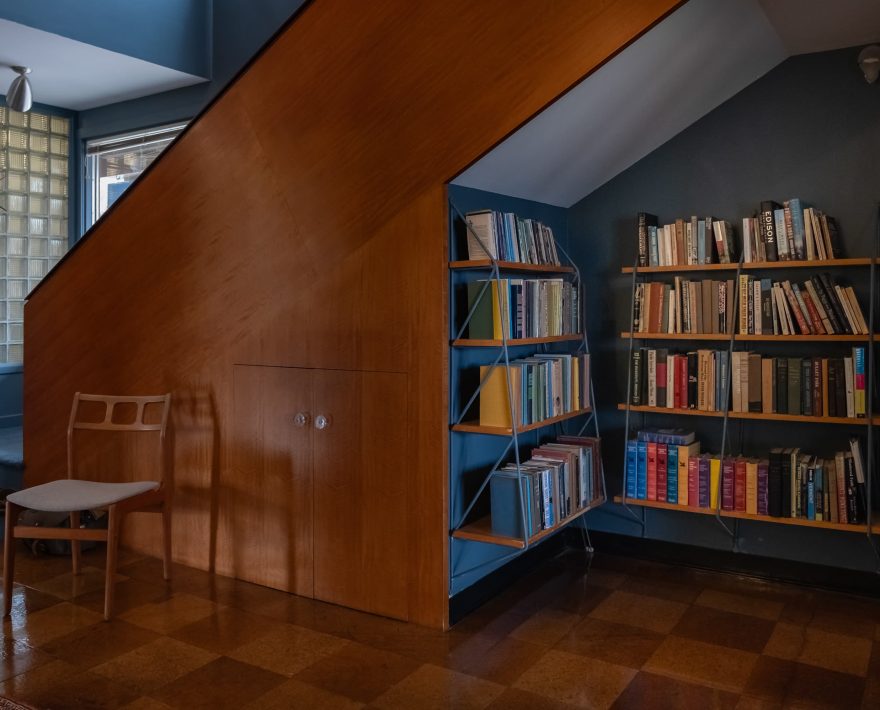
(0, 19, 207, 111)
(452, 0, 880, 207)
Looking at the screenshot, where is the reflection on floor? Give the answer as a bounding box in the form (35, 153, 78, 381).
(0, 543, 878, 709)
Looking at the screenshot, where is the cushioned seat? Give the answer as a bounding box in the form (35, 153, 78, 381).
(7, 479, 159, 513)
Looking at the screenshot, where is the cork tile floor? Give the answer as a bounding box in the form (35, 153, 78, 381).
(0, 544, 879, 709)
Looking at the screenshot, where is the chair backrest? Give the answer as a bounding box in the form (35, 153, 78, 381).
(67, 393, 172, 483)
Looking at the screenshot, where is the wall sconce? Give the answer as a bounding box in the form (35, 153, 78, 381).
(6, 66, 33, 113)
(858, 45, 880, 84)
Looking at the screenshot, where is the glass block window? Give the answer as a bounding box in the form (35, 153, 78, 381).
(0, 108, 70, 364)
(85, 122, 186, 229)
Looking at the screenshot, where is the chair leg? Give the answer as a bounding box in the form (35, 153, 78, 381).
(70, 511, 81, 576)
(161, 502, 172, 581)
(104, 504, 122, 621)
(3, 501, 20, 618)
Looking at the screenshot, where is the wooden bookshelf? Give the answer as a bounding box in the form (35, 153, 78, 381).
(452, 334, 582, 347)
(617, 403, 879, 425)
(452, 497, 605, 549)
(613, 496, 876, 533)
(451, 406, 592, 436)
(621, 257, 874, 274)
(620, 332, 872, 342)
(450, 260, 575, 273)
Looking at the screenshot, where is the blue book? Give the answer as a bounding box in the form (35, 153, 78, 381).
(697, 220, 706, 264)
(718, 351, 730, 410)
(490, 472, 532, 538)
(637, 441, 648, 499)
(788, 198, 806, 260)
(649, 226, 659, 266)
(806, 467, 815, 520)
(626, 440, 638, 499)
(667, 445, 678, 504)
(774, 209, 787, 258)
(541, 469, 554, 528)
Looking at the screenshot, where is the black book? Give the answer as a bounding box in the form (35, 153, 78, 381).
(656, 349, 668, 408)
(809, 276, 844, 334)
(825, 216, 844, 258)
(760, 200, 783, 261)
(631, 349, 643, 406)
(827, 360, 838, 417)
(818, 273, 852, 335)
(780, 450, 792, 517)
(687, 352, 698, 409)
(638, 213, 658, 267)
(844, 455, 863, 524)
(641, 347, 649, 406)
(801, 359, 812, 416)
(760, 280, 773, 333)
(834, 358, 847, 417)
(775, 358, 788, 414)
(768, 448, 783, 517)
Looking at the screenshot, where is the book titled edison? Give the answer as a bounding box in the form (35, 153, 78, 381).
(490, 436, 601, 538)
(479, 354, 590, 428)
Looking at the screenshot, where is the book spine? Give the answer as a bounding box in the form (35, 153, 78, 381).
(721, 458, 735, 511)
(667, 445, 678, 504)
(761, 201, 780, 261)
(698, 457, 710, 508)
(638, 213, 648, 267)
(637, 441, 648, 499)
(854, 347, 865, 417)
(647, 442, 658, 501)
(656, 444, 668, 503)
(782, 282, 811, 334)
(757, 460, 769, 515)
(734, 459, 747, 512)
(768, 451, 782, 517)
(688, 456, 699, 507)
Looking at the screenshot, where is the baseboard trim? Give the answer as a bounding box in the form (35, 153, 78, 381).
(590, 530, 880, 597)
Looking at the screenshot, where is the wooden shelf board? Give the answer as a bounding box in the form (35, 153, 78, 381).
(452, 335, 583, 347)
(450, 260, 575, 273)
(452, 497, 606, 548)
(613, 496, 873, 533)
(620, 332, 872, 342)
(616, 403, 878, 425)
(451, 407, 592, 436)
(621, 258, 874, 274)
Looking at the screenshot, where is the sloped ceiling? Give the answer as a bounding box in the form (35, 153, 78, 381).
(452, 0, 880, 207)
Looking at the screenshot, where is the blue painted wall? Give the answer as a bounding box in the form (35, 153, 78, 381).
(76, 0, 307, 142)
(568, 46, 880, 573)
(0, 0, 211, 78)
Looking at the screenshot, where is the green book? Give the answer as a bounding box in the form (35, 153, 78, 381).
(788, 357, 802, 416)
(466, 281, 494, 339)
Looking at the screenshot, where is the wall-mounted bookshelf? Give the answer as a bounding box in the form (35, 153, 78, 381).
(619, 204, 877, 548)
(448, 202, 606, 577)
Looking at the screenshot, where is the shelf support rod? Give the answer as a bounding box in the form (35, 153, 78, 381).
(619, 259, 644, 523)
(866, 204, 879, 570)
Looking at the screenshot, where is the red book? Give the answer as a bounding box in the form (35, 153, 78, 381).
(656, 444, 667, 502)
(647, 442, 658, 501)
(678, 355, 688, 409)
(721, 457, 735, 511)
(688, 456, 699, 507)
(734, 458, 747, 512)
(800, 290, 826, 334)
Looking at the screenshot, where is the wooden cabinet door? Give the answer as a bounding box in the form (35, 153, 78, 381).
(231, 365, 314, 596)
(311, 368, 409, 619)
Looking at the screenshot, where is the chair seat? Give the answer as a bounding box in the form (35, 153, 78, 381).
(7, 479, 159, 513)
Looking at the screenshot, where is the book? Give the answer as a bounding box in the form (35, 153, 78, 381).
(759, 200, 782, 261)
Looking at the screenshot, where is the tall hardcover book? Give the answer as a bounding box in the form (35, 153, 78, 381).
(721, 457, 735, 511)
(637, 440, 648, 499)
(698, 456, 710, 508)
(709, 457, 721, 510)
(667, 444, 679, 504)
(646, 442, 658, 501)
(656, 443, 668, 503)
(760, 201, 783, 261)
(678, 442, 699, 506)
(768, 448, 783, 517)
(638, 213, 658, 267)
(757, 460, 769, 515)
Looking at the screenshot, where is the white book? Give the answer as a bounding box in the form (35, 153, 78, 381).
(647, 349, 657, 407)
(804, 208, 815, 261)
(465, 210, 497, 260)
(667, 354, 675, 408)
(834, 285, 858, 334)
(742, 218, 753, 263)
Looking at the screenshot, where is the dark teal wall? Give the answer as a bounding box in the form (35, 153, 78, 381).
(76, 0, 307, 141)
(0, 0, 211, 77)
(569, 46, 880, 572)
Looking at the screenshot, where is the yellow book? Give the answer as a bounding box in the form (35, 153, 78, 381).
(709, 457, 721, 510)
(678, 442, 700, 506)
(478, 364, 520, 427)
(490, 281, 503, 340)
(746, 460, 758, 515)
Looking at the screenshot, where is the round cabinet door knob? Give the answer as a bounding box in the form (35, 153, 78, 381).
(314, 414, 331, 430)
(293, 412, 310, 427)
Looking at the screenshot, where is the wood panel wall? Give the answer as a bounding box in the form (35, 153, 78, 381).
(24, 0, 682, 628)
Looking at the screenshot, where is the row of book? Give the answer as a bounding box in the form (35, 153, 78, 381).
(736, 274, 868, 336)
(624, 429, 867, 524)
(465, 278, 580, 340)
(464, 210, 561, 265)
(742, 201, 841, 263)
(629, 348, 868, 418)
(633, 279, 735, 335)
(636, 200, 843, 267)
(636, 214, 735, 267)
(478, 354, 590, 428)
(490, 435, 602, 538)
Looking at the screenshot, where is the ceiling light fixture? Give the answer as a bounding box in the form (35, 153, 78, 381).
(6, 66, 32, 112)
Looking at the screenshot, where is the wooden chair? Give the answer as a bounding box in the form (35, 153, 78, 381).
(3, 393, 172, 620)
